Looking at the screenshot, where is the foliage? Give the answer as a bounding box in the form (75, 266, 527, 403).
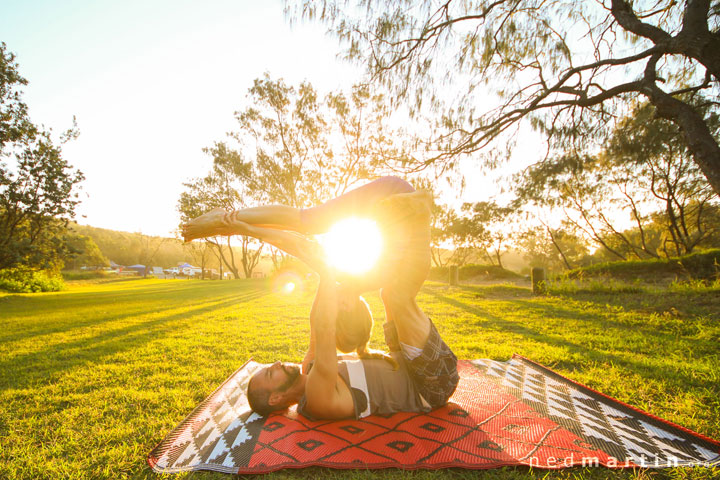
(566, 249, 720, 281)
(517, 225, 589, 272)
(177, 145, 261, 278)
(0, 43, 84, 272)
(234, 76, 404, 206)
(546, 277, 646, 295)
(61, 270, 114, 281)
(68, 224, 193, 268)
(515, 101, 720, 260)
(429, 200, 461, 267)
(668, 277, 720, 294)
(428, 263, 522, 282)
(0, 266, 64, 293)
(289, 0, 720, 197)
(60, 233, 109, 270)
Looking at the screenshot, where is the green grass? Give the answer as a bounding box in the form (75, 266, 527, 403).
(1, 277, 719, 479)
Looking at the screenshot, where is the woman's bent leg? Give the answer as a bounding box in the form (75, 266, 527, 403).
(299, 176, 414, 234)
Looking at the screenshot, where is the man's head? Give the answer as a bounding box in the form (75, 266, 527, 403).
(335, 294, 373, 354)
(247, 362, 303, 416)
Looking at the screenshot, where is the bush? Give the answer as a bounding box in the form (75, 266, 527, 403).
(678, 249, 720, 279)
(0, 267, 65, 293)
(428, 264, 523, 282)
(567, 249, 720, 281)
(62, 270, 113, 281)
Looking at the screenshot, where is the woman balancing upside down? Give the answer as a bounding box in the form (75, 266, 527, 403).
(181, 177, 458, 419)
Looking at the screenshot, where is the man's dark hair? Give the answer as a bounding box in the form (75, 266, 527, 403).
(247, 374, 279, 416)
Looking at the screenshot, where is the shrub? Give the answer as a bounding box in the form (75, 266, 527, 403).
(428, 264, 523, 282)
(0, 267, 65, 293)
(62, 270, 112, 281)
(678, 249, 720, 279)
(567, 249, 720, 281)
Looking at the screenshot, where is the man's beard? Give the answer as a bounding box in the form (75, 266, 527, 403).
(278, 364, 300, 392)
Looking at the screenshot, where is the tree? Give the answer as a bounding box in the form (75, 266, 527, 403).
(61, 234, 109, 270)
(515, 101, 719, 258)
(233, 75, 406, 205)
(0, 43, 84, 271)
(177, 151, 261, 279)
(137, 233, 168, 277)
(290, 1, 720, 196)
(180, 75, 409, 274)
(607, 101, 719, 255)
(429, 201, 457, 267)
(183, 240, 214, 279)
(458, 201, 515, 268)
(517, 224, 589, 272)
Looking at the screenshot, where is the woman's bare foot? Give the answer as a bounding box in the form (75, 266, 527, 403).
(182, 207, 234, 242)
(373, 190, 432, 224)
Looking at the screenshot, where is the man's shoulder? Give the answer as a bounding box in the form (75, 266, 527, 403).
(302, 378, 355, 420)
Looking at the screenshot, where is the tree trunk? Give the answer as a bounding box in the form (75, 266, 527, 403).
(547, 227, 573, 270)
(643, 82, 720, 198)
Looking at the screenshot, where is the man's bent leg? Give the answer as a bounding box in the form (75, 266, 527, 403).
(402, 320, 459, 408)
(225, 176, 414, 236)
(300, 176, 414, 233)
(381, 293, 458, 408)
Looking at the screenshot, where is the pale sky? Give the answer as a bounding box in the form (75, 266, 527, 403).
(2, 0, 539, 237)
(1, 0, 368, 236)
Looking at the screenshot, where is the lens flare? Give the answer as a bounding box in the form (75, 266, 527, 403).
(273, 271, 302, 295)
(319, 218, 383, 274)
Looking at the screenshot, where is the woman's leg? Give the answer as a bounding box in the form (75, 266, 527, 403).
(183, 177, 415, 241)
(299, 176, 414, 234)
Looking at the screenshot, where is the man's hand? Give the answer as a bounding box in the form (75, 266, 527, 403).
(301, 347, 315, 375)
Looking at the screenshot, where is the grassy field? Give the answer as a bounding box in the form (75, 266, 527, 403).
(0, 277, 718, 480)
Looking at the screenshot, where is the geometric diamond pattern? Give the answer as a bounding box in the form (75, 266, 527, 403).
(148, 356, 720, 474)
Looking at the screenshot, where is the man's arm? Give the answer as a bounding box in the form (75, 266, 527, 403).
(304, 273, 355, 419)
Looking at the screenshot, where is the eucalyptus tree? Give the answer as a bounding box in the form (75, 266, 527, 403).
(515, 101, 719, 258)
(288, 0, 720, 196)
(177, 145, 262, 279)
(0, 43, 84, 271)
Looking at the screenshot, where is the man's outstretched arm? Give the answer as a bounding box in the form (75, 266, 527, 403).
(304, 272, 355, 419)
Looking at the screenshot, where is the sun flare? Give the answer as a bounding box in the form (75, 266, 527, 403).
(319, 218, 383, 274)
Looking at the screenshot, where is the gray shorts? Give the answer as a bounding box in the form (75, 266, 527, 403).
(384, 319, 459, 408)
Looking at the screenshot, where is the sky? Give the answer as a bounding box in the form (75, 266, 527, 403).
(1, 0, 368, 236)
(1, 0, 538, 237)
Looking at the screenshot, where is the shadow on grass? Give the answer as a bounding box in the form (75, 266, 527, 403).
(0, 290, 268, 392)
(424, 286, 718, 393)
(0, 281, 266, 343)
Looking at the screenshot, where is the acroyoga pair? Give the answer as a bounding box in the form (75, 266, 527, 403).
(182, 177, 459, 420)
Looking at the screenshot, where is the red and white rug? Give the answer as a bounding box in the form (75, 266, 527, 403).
(148, 355, 720, 473)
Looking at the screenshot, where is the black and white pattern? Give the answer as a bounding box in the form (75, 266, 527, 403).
(471, 356, 720, 467)
(149, 360, 266, 473)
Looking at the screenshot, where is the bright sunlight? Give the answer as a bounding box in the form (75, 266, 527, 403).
(319, 218, 383, 274)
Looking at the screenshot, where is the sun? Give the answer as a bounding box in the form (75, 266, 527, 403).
(319, 218, 383, 274)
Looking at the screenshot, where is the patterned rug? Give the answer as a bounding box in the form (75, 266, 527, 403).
(147, 355, 720, 473)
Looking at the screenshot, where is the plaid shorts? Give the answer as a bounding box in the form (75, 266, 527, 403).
(385, 319, 459, 408)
